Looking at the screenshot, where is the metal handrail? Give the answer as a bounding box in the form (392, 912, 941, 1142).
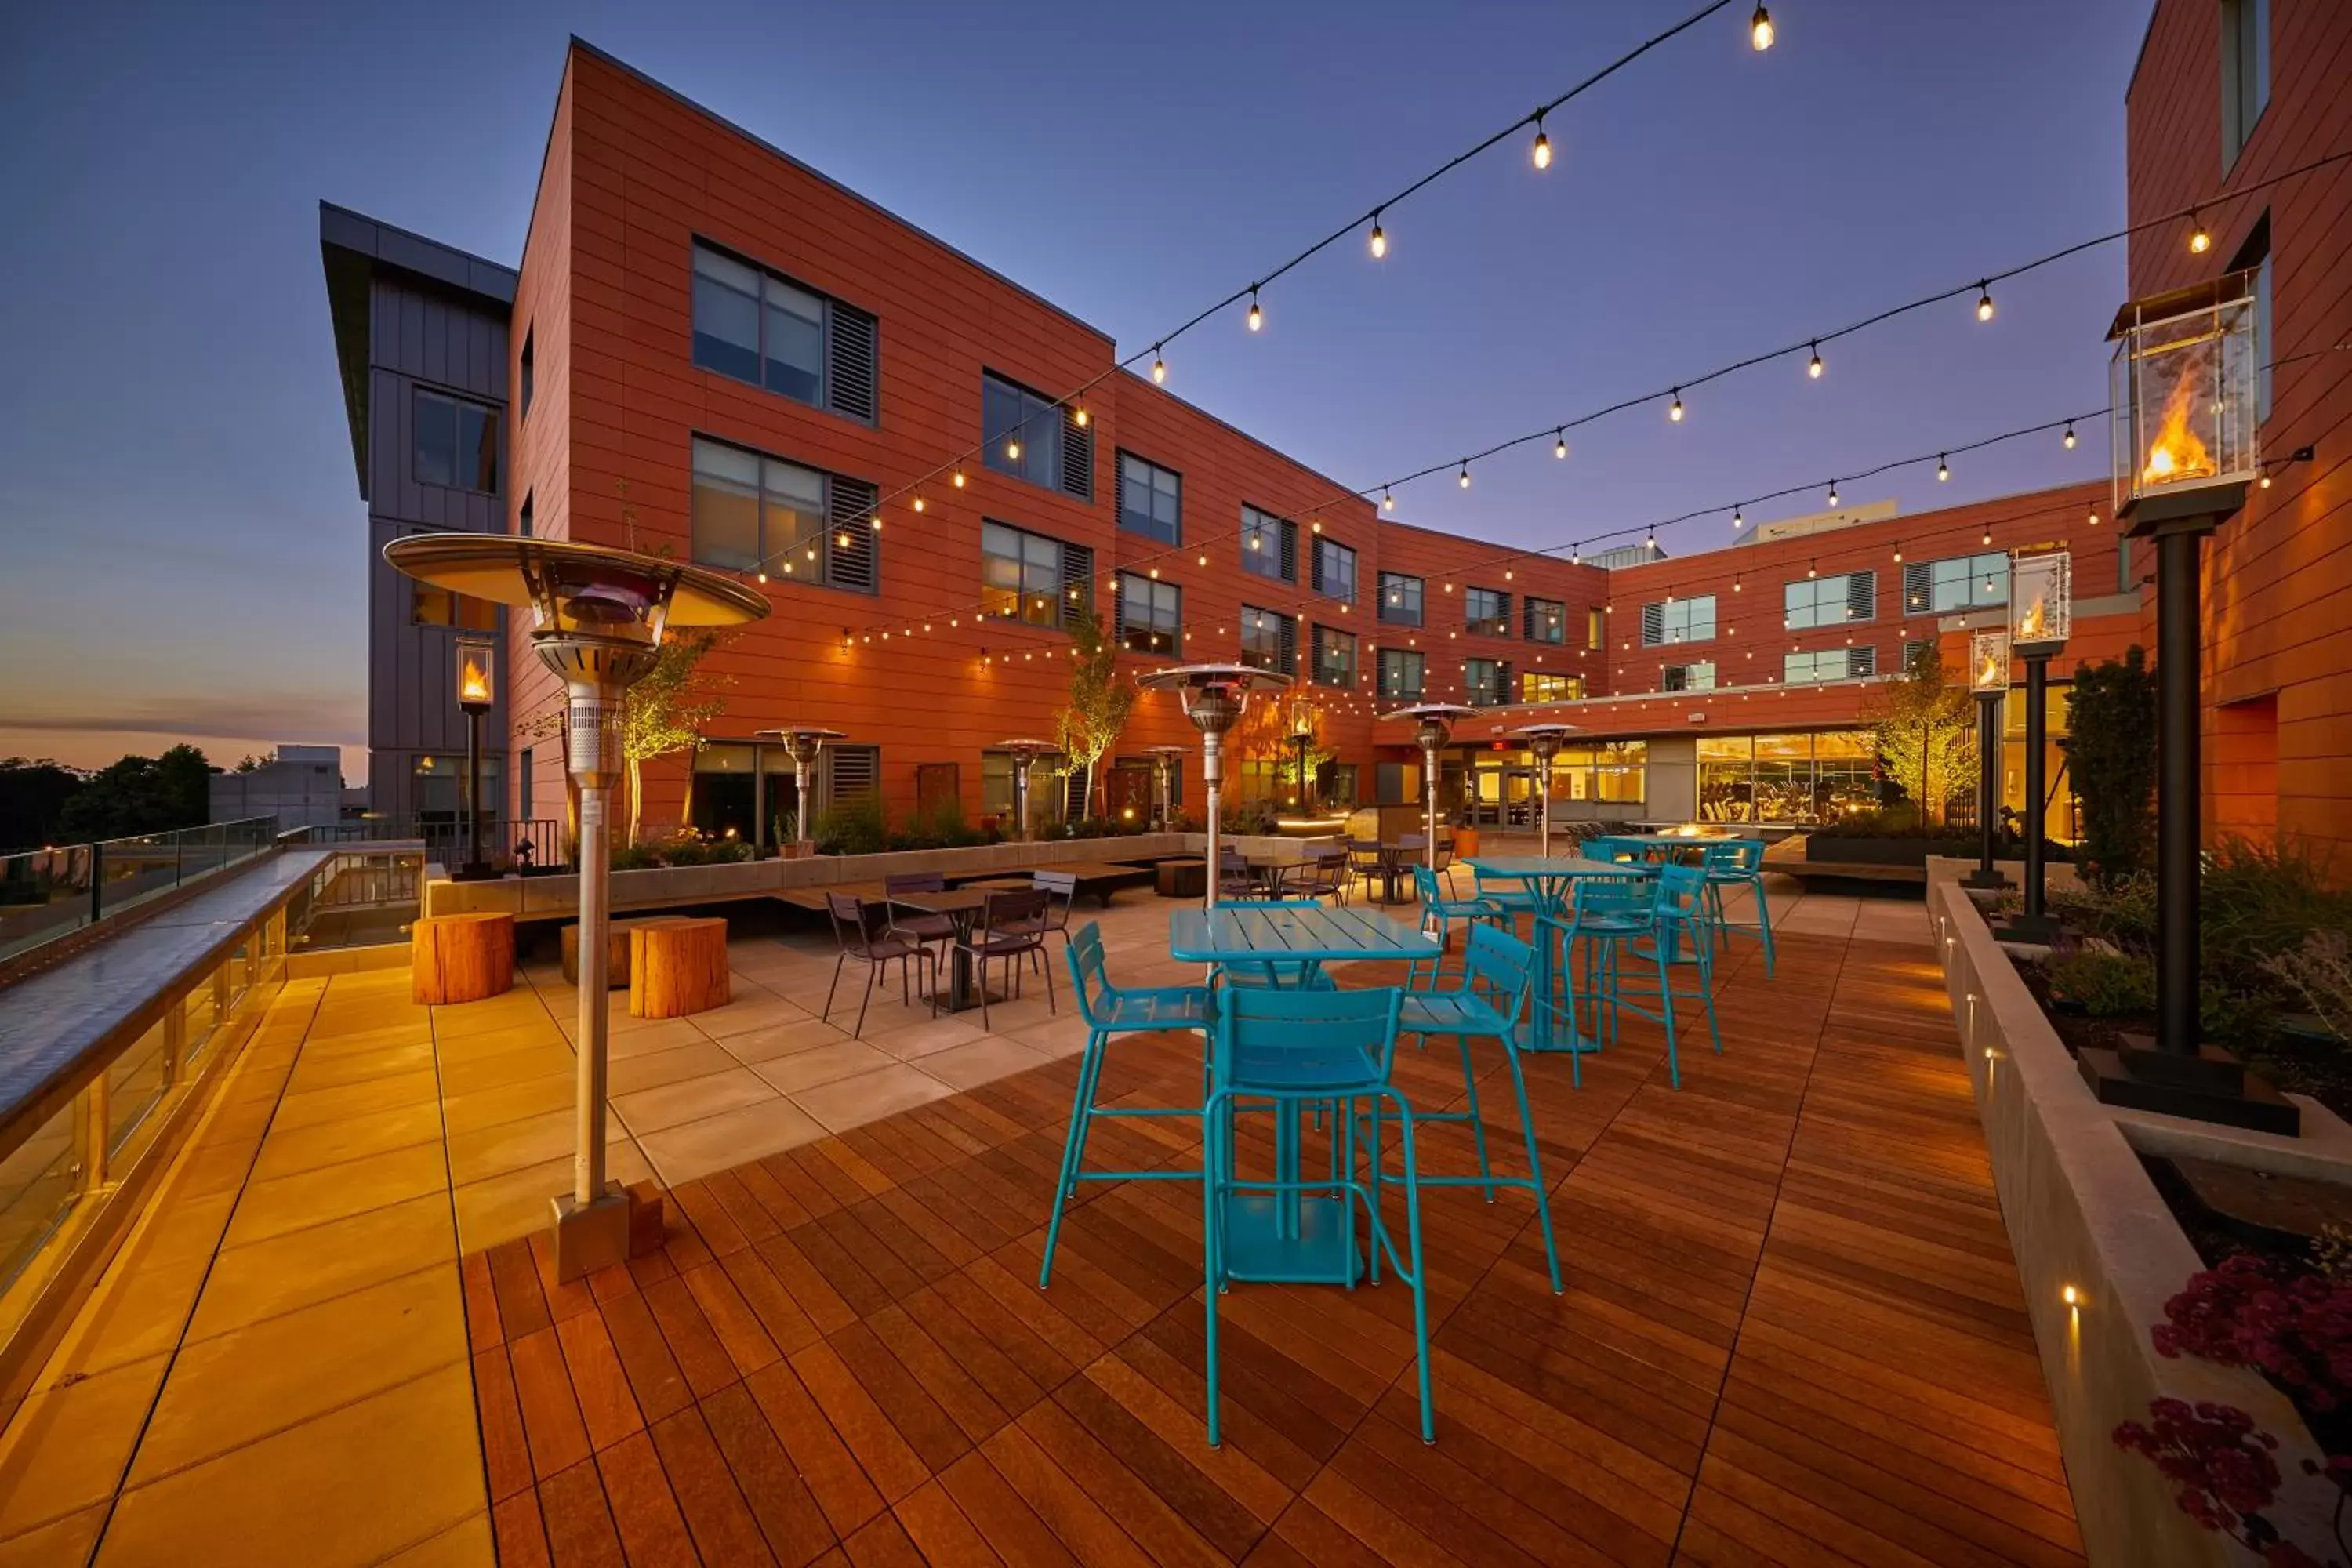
(0, 816, 278, 968)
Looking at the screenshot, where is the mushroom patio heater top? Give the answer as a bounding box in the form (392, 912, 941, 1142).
(1509, 722, 1582, 858)
(452, 633, 497, 881)
(753, 727, 844, 852)
(1135, 664, 1291, 909)
(383, 535, 769, 1279)
(1144, 743, 1189, 829)
(1381, 703, 1482, 870)
(996, 739, 1054, 842)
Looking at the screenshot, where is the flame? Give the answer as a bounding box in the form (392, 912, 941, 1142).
(1978, 652, 2002, 688)
(2141, 368, 2214, 485)
(459, 655, 492, 705)
(2018, 597, 2048, 641)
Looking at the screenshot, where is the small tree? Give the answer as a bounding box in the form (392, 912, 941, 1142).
(2067, 645, 2157, 887)
(1863, 644, 1974, 826)
(1231, 695, 1333, 809)
(622, 628, 732, 843)
(1052, 605, 1134, 819)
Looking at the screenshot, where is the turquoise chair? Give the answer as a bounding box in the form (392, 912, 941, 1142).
(1209, 900, 1338, 992)
(1385, 922, 1563, 1294)
(1544, 874, 1658, 1086)
(1409, 864, 1500, 987)
(1700, 838, 1776, 975)
(1581, 834, 1657, 866)
(1468, 862, 1546, 931)
(1203, 985, 1433, 1446)
(1039, 922, 1214, 1287)
(1571, 863, 1724, 1089)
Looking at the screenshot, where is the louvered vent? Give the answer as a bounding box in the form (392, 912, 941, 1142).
(1277, 613, 1297, 675)
(1850, 646, 1878, 677)
(1902, 561, 1933, 615)
(826, 746, 880, 804)
(1640, 603, 1666, 646)
(1059, 408, 1093, 499)
(1060, 543, 1094, 620)
(1279, 520, 1298, 584)
(1846, 570, 1877, 622)
(828, 303, 878, 423)
(826, 475, 879, 593)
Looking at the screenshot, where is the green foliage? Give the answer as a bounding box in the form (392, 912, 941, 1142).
(2067, 646, 2158, 887)
(1224, 799, 1283, 837)
(608, 830, 753, 870)
(0, 757, 85, 851)
(811, 793, 889, 856)
(1052, 606, 1136, 819)
(56, 746, 212, 843)
(887, 797, 991, 851)
(1862, 644, 1974, 827)
(2044, 949, 2157, 1015)
(624, 628, 732, 842)
(2263, 931, 2352, 1042)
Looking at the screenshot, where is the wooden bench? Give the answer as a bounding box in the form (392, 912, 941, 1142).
(412, 912, 515, 1005)
(1154, 858, 1206, 899)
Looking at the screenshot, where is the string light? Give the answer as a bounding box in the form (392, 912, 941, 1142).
(1458, 462, 1472, 488)
(1668, 388, 1684, 422)
(2088, 506, 2101, 524)
(2189, 209, 2211, 253)
(1151, 345, 1167, 383)
(1644, 528, 1657, 553)
(1006, 437, 1021, 460)
(1892, 540, 1904, 564)
(912, 495, 925, 513)
(1369, 211, 1386, 260)
(953, 470, 965, 488)
(1247, 288, 1263, 332)
(1976, 281, 1995, 322)
(1826, 481, 1838, 506)
(1806, 560, 1817, 578)
(1807, 341, 1823, 379)
(1937, 454, 1949, 481)
(2063, 421, 2077, 450)
(1532, 113, 1552, 171)
(1554, 430, 1567, 459)
(1983, 524, 1994, 546)
(1751, 3, 1774, 49)
(1382, 487, 1396, 511)
(1072, 404, 1089, 427)
(1731, 506, 1744, 529)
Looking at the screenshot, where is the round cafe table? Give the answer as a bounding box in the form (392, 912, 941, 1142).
(887, 888, 999, 1012)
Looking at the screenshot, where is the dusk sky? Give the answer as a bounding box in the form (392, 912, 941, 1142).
(0, 0, 2151, 785)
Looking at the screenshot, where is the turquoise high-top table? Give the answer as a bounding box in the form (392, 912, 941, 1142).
(1170, 904, 1437, 1284)
(1461, 855, 1656, 1054)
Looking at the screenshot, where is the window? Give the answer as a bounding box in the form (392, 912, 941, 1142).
(1521, 672, 1581, 702)
(412, 583, 496, 630)
(1903, 554, 2007, 615)
(2235, 216, 2274, 422)
(1784, 647, 1878, 684)
(1587, 608, 1605, 650)
(1378, 572, 1423, 626)
(517, 490, 532, 539)
(1784, 570, 1875, 630)
(1662, 661, 1716, 692)
(1698, 731, 1877, 824)
(984, 371, 1092, 498)
(1240, 606, 1294, 673)
(1118, 452, 1181, 543)
(689, 436, 876, 592)
(1464, 659, 1510, 706)
(1523, 597, 1566, 644)
(2222, 0, 2269, 170)
(1312, 537, 1357, 602)
(982, 521, 1091, 628)
(1241, 506, 1296, 582)
(1593, 740, 1646, 804)
(519, 328, 533, 419)
(1642, 594, 1717, 646)
(691, 243, 877, 420)
(1312, 625, 1356, 688)
(1901, 639, 1939, 674)
(983, 749, 1068, 826)
(1117, 573, 1180, 655)
(1378, 648, 1425, 702)
(413, 389, 499, 493)
(1464, 587, 1510, 637)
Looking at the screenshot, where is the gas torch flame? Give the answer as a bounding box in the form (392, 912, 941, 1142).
(2018, 597, 2048, 641)
(2141, 368, 2215, 485)
(1978, 650, 2002, 688)
(459, 656, 491, 705)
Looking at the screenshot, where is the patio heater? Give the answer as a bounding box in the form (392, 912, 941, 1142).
(1994, 550, 2069, 943)
(1509, 722, 1581, 858)
(1381, 703, 1481, 871)
(996, 739, 1054, 841)
(1961, 630, 2011, 892)
(1137, 665, 1292, 909)
(452, 633, 497, 881)
(754, 727, 844, 853)
(383, 535, 770, 1277)
(1145, 743, 1189, 829)
(2086, 270, 2293, 1131)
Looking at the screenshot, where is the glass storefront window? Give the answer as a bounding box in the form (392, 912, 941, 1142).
(1697, 736, 1755, 822)
(1594, 741, 1646, 804)
(691, 744, 757, 842)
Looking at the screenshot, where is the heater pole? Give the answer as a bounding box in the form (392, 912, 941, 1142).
(2020, 652, 2051, 930)
(1202, 731, 1222, 911)
(1422, 742, 1440, 872)
(2155, 527, 2202, 1055)
(465, 706, 486, 877)
(1964, 691, 2006, 889)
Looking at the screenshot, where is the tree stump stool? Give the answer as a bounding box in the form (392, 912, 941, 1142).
(1155, 858, 1206, 899)
(629, 917, 730, 1018)
(562, 917, 660, 987)
(412, 913, 516, 1005)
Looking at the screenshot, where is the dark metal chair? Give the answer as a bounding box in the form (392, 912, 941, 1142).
(884, 873, 956, 957)
(1030, 869, 1079, 946)
(1345, 838, 1386, 902)
(1215, 847, 1256, 899)
(956, 887, 1055, 1029)
(1287, 844, 1348, 902)
(823, 893, 938, 1036)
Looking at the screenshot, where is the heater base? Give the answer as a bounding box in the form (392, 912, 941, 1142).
(1959, 869, 2011, 891)
(550, 1182, 636, 1281)
(2079, 1040, 2300, 1136)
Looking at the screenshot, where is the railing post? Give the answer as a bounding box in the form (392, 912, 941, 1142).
(89, 840, 103, 924)
(162, 998, 187, 1091)
(74, 1075, 111, 1193)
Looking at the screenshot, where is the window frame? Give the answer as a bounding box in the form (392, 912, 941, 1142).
(1377, 648, 1426, 702)
(412, 387, 500, 495)
(1311, 624, 1357, 689)
(1642, 594, 1717, 647)
(1312, 536, 1358, 603)
(1519, 671, 1580, 703)
(982, 369, 1091, 498)
(1904, 553, 2009, 615)
(690, 241, 846, 416)
(1523, 596, 1566, 644)
(1116, 451, 1182, 544)
(1116, 572, 1181, 658)
(1240, 505, 1295, 583)
(1464, 586, 1510, 638)
(1783, 570, 1876, 630)
(1463, 657, 1508, 706)
(688, 433, 874, 594)
(1661, 660, 1717, 692)
(1239, 605, 1294, 674)
(980, 519, 1083, 630)
(1378, 572, 1425, 627)
(2221, 0, 2270, 171)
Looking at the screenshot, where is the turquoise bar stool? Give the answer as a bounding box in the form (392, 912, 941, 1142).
(1700, 838, 1777, 975)
(1210, 901, 1338, 992)
(1544, 874, 1659, 1086)
(1468, 862, 1545, 934)
(1603, 862, 1726, 1087)
(1386, 922, 1563, 1294)
(1582, 834, 1657, 866)
(1203, 985, 1433, 1446)
(1409, 864, 1500, 987)
(1038, 922, 1214, 1287)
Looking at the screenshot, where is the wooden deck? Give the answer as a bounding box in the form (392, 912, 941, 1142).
(464, 929, 2081, 1566)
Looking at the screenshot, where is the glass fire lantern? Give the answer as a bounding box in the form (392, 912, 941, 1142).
(2008, 550, 2071, 653)
(455, 635, 496, 711)
(1969, 630, 2011, 695)
(2108, 270, 2261, 524)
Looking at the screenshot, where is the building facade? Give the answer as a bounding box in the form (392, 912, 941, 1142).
(326, 27, 2341, 851)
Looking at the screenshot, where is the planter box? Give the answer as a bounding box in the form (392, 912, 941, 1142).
(1805, 834, 1976, 866)
(1930, 881, 2346, 1566)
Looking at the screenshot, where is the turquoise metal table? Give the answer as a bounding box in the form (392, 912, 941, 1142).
(1461, 855, 1655, 1055)
(1170, 905, 1439, 1284)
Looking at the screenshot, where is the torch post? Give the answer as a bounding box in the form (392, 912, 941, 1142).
(1992, 554, 2068, 945)
(452, 634, 497, 881)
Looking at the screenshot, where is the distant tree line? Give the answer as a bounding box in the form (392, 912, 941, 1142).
(0, 746, 215, 852)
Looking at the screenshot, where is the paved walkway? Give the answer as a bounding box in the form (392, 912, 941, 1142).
(0, 882, 2053, 1566)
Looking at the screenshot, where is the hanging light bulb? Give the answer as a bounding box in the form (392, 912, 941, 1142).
(1826, 481, 1839, 506)
(1006, 437, 1021, 460)
(2189, 209, 2211, 254)
(1198, 551, 1209, 566)
(912, 495, 925, 513)
(1983, 525, 1994, 546)
(1554, 429, 1567, 459)
(1806, 560, 1817, 579)
(2063, 420, 2077, 450)
(1246, 287, 1262, 332)
(756, 569, 768, 583)
(1382, 487, 1396, 511)
(2259, 471, 2272, 489)
(1458, 462, 1472, 488)
(1937, 454, 1950, 482)
(1570, 546, 1581, 566)
(1893, 540, 1904, 564)
(1976, 281, 1995, 322)
(2088, 506, 2102, 524)
(953, 469, 966, 488)
(1369, 210, 1387, 259)
(1732, 506, 1744, 529)
(1751, 4, 1775, 50)
(1668, 388, 1685, 422)
(1644, 528, 1657, 553)
(1073, 404, 1089, 427)
(1151, 344, 1167, 383)
(1807, 341, 1823, 379)
(1532, 112, 1552, 169)
(1733, 574, 1743, 593)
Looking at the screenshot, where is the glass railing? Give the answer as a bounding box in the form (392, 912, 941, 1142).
(0, 818, 277, 967)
